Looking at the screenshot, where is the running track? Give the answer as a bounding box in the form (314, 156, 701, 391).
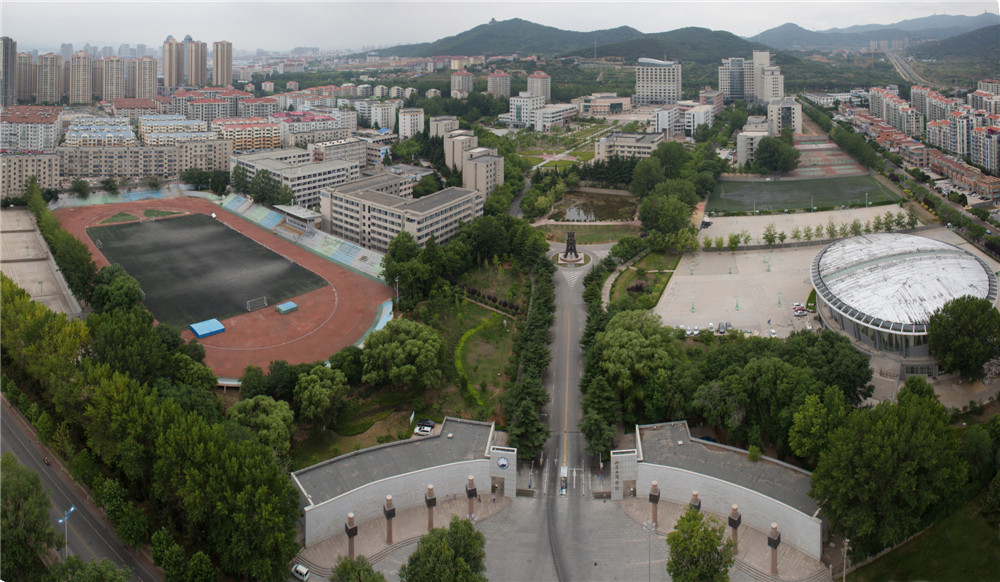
(54, 198, 393, 379)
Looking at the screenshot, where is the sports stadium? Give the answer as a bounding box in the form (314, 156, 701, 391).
(810, 233, 998, 358)
(54, 196, 393, 380)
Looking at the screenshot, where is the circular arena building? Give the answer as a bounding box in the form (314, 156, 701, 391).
(811, 233, 997, 358)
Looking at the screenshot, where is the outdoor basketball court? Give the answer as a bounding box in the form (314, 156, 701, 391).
(789, 135, 867, 178)
(87, 214, 326, 328)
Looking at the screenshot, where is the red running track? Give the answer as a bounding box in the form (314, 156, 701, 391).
(54, 198, 393, 379)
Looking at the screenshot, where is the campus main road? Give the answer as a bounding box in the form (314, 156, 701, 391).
(539, 242, 612, 580)
(0, 398, 159, 581)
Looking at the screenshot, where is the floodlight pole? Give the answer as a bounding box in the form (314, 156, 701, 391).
(58, 504, 76, 561)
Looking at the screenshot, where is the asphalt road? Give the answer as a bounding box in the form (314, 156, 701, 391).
(538, 242, 610, 581)
(0, 399, 159, 581)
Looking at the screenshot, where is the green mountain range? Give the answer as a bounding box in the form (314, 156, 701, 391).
(908, 24, 1000, 61)
(377, 18, 645, 57)
(750, 13, 1000, 50)
(562, 27, 770, 64)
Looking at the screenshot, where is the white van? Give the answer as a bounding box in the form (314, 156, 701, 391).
(291, 564, 310, 581)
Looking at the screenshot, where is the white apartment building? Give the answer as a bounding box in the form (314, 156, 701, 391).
(232, 148, 360, 208)
(0, 106, 64, 150)
(767, 98, 802, 136)
(426, 88, 441, 98)
(444, 129, 477, 170)
(487, 71, 511, 97)
(370, 101, 400, 132)
(531, 103, 577, 131)
(188, 99, 230, 124)
(0, 153, 60, 196)
(718, 51, 783, 104)
(308, 137, 367, 167)
(398, 108, 424, 140)
(757, 66, 784, 105)
(63, 122, 137, 147)
(429, 115, 459, 138)
(322, 186, 482, 252)
(971, 126, 1000, 172)
(319, 172, 417, 231)
(634, 58, 681, 106)
(736, 118, 770, 167)
(139, 115, 207, 135)
(238, 97, 280, 118)
(462, 147, 504, 195)
(57, 140, 232, 178)
(450, 70, 473, 98)
(594, 132, 663, 161)
(527, 71, 551, 103)
(373, 85, 389, 98)
(142, 132, 219, 146)
(499, 92, 544, 128)
(100, 57, 127, 101)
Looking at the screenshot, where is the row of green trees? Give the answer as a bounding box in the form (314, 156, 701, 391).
(179, 167, 230, 195)
(3, 182, 301, 580)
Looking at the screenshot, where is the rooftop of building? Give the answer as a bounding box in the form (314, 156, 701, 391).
(0, 106, 65, 124)
(144, 132, 218, 138)
(812, 233, 997, 329)
(637, 421, 817, 516)
(528, 70, 550, 77)
(111, 99, 157, 109)
(637, 58, 677, 67)
(292, 418, 493, 508)
(274, 204, 322, 220)
(241, 97, 278, 104)
(332, 173, 414, 195)
(601, 132, 662, 144)
(189, 98, 228, 104)
(140, 117, 204, 125)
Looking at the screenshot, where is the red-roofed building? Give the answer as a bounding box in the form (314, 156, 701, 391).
(111, 98, 157, 119)
(211, 118, 281, 150)
(1, 106, 65, 150)
(971, 126, 1000, 174)
(238, 97, 280, 118)
(450, 70, 473, 98)
(527, 70, 552, 103)
(487, 71, 511, 97)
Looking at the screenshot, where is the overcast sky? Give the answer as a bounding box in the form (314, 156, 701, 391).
(4, 1, 998, 53)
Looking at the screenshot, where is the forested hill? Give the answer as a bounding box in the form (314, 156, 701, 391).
(564, 27, 770, 64)
(378, 18, 644, 57)
(908, 24, 1000, 61)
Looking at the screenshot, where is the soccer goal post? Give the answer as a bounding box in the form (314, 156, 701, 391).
(246, 296, 268, 311)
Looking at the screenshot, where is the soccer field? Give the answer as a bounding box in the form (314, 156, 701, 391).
(707, 175, 899, 213)
(86, 214, 327, 327)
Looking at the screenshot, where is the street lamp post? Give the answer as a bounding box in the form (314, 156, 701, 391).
(58, 504, 76, 561)
(842, 538, 850, 582)
(643, 521, 655, 582)
(394, 276, 399, 305)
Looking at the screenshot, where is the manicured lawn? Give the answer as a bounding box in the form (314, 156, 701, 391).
(572, 148, 596, 162)
(535, 223, 641, 244)
(633, 251, 682, 272)
(848, 493, 1000, 582)
(522, 156, 544, 167)
(100, 212, 137, 224)
(144, 209, 182, 218)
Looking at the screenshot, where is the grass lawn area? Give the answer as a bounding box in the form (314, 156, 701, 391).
(144, 209, 182, 218)
(536, 223, 641, 244)
(290, 408, 413, 470)
(633, 251, 682, 272)
(461, 313, 515, 397)
(610, 268, 672, 305)
(572, 148, 596, 162)
(100, 212, 137, 224)
(708, 175, 899, 213)
(522, 155, 543, 167)
(848, 493, 1000, 582)
(542, 159, 580, 168)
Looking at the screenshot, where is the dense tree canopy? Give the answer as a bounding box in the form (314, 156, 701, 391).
(362, 319, 445, 391)
(398, 516, 487, 582)
(928, 295, 1000, 381)
(752, 137, 801, 174)
(809, 380, 967, 559)
(1, 452, 58, 578)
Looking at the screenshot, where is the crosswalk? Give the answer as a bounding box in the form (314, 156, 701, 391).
(560, 268, 585, 289)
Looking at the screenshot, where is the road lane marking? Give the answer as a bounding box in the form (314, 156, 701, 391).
(562, 283, 571, 468)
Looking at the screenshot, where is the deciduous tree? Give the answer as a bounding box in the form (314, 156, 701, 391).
(1, 452, 58, 578)
(666, 505, 735, 582)
(398, 516, 487, 582)
(362, 319, 444, 391)
(928, 295, 1000, 381)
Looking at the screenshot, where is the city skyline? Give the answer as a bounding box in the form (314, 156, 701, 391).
(3, 1, 998, 53)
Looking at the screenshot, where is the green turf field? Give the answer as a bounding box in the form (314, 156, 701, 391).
(707, 175, 899, 213)
(87, 214, 326, 327)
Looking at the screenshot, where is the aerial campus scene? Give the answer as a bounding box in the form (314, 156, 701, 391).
(2, 1, 1000, 580)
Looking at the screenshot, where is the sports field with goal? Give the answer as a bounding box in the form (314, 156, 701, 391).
(707, 175, 899, 214)
(86, 213, 326, 328)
